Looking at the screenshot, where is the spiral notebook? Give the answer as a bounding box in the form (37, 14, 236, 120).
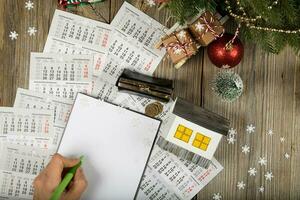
(58, 93, 161, 200)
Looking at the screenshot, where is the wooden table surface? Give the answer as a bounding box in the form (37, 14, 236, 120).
(0, 0, 299, 199)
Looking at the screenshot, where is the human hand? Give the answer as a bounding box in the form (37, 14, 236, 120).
(33, 153, 88, 200)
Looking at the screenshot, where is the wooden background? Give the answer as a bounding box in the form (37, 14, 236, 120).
(0, 0, 299, 199)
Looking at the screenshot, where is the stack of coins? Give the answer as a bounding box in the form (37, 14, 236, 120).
(145, 102, 164, 117)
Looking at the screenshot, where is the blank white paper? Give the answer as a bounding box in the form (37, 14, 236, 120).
(58, 93, 161, 200)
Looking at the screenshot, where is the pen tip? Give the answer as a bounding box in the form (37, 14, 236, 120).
(80, 155, 84, 162)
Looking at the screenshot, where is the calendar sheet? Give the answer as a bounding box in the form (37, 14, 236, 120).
(137, 146, 223, 200)
(29, 53, 93, 99)
(44, 9, 112, 55)
(95, 28, 165, 84)
(0, 144, 50, 176)
(0, 107, 54, 149)
(43, 9, 111, 76)
(0, 144, 51, 200)
(14, 88, 74, 150)
(0, 170, 35, 200)
(111, 1, 167, 51)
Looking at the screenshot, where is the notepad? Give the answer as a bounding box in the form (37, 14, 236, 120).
(58, 93, 161, 200)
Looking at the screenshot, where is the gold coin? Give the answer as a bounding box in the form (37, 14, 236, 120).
(145, 102, 164, 117)
(153, 102, 163, 114)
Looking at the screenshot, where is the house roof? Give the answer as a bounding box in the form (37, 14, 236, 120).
(173, 98, 230, 136)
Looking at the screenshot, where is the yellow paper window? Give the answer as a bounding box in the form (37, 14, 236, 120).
(174, 124, 193, 143)
(192, 133, 211, 151)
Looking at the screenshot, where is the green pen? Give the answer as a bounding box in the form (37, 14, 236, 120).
(50, 156, 84, 200)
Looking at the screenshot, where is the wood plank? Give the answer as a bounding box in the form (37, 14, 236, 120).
(0, 0, 57, 106)
(0, 0, 5, 106)
(290, 55, 300, 199)
(200, 40, 299, 199)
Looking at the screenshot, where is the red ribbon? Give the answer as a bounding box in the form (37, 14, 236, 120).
(58, 0, 91, 7)
(199, 12, 224, 39)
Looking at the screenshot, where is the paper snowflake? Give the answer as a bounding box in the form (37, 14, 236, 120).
(267, 129, 274, 136)
(258, 186, 264, 193)
(258, 157, 267, 166)
(264, 171, 274, 181)
(212, 193, 222, 200)
(237, 181, 246, 190)
(228, 128, 237, 137)
(241, 144, 250, 154)
(195, 22, 205, 32)
(177, 31, 186, 39)
(227, 137, 236, 144)
(28, 27, 37, 36)
(9, 31, 18, 40)
(248, 167, 257, 176)
(147, 0, 156, 7)
(246, 124, 255, 134)
(284, 153, 290, 159)
(280, 137, 285, 143)
(25, 0, 34, 10)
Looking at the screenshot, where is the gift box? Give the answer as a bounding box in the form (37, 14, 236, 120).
(161, 29, 198, 68)
(189, 11, 224, 46)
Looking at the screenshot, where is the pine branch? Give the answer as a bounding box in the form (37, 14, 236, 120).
(166, 0, 216, 24)
(162, 0, 300, 54)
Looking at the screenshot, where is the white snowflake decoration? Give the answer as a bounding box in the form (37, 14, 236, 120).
(267, 129, 274, 136)
(195, 22, 205, 32)
(177, 30, 186, 39)
(237, 181, 246, 190)
(9, 31, 18, 40)
(264, 171, 274, 181)
(258, 186, 264, 193)
(280, 137, 285, 143)
(25, 0, 34, 10)
(147, 0, 156, 7)
(258, 157, 267, 166)
(212, 193, 222, 200)
(241, 144, 250, 154)
(248, 167, 257, 176)
(27, 27, 37, 36)
(246, 124, 255, 134)
(227, 137, 236, 144)
(284, 153, 290, 159)
(228, 128, 237, 137)
(227, 128, 237, 144)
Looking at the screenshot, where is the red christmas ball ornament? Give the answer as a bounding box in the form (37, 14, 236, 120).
(207, 33, 244, 68)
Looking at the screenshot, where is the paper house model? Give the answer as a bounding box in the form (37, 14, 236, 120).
(157, 98, 230, 168)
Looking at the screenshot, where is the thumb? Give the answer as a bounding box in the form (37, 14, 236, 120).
(63, 168, 88, 200)
(59, 154, 80, 168)
(50, 154, 80, 170)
